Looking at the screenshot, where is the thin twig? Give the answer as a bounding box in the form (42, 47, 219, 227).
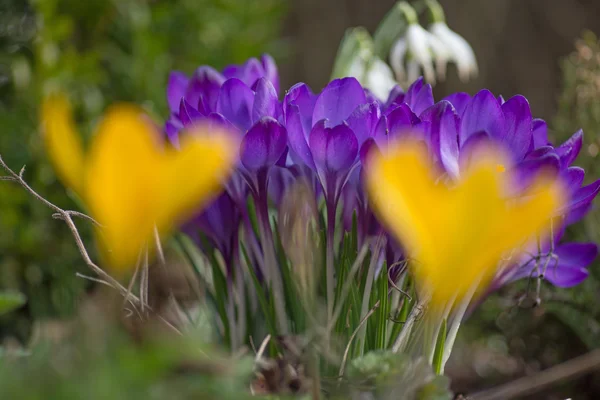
(338, 300, 380, 379)
(469, 349, 600, 400)
(0, 156, 141, 306)
(0, 155, 183, 335)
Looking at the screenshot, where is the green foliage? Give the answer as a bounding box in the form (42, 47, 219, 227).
(0, 0, 284, 338)
(343, 351, 452, 400)
(0, 321, 255, 400)
(552, 30, 600, 348)
(0, 291, 26, 316)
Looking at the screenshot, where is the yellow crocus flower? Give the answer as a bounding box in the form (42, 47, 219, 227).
(41, 94, 236, 272)
(366, 140, 564, 308)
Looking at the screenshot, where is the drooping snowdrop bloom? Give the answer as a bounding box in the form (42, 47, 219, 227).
(429, 22, 478, 82)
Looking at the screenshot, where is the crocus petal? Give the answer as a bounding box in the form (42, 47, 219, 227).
(501, 95, 532, 161)
(285, 104, 316, 170)
(531, 119, 549, 148)
(157, 128, 237, 232)
(252, 78, 279, 123)
(186, 66, 225, 113)
(179, 99, 204, 126)
(384, 85, 405, 109)
(443, 92, 470, 117)
(309, 120, 358, 174)
(420, 101, 460, 178)
(312, 77, 367, 127)
(284, 83, 317, 137)
(458, 131, 491, 172)
(239, 117, 287, 171)
(85, 106, 160, 270)
(261, 54, 280, 94)
(167, 71, 189, 113)
(556, 130, 583, 168)
(387, 103, 419, 138)
(514, 153, 560, 193)
(563, 179, 600, 223)
(41, 94, 86, 194)
(544, 243, 597, 287)
(460, 89, 505, 146)
(404, 77, 434, 116)
(561, 167, 585, 194)
(346, 102, 381, 146)
(366, 140, 564, 307)
(217, 78, 254, 132)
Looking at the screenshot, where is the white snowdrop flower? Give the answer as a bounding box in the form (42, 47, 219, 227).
(389, 23, 449, 85)
(363, 58, 397, 100)
(429, 21, 478, 82)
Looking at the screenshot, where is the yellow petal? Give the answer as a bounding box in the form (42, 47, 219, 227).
(366, 140, 564, 308)
(84, 105, 160, 271)
(154, 126, 237, 235)
(40, 94, 86, 194)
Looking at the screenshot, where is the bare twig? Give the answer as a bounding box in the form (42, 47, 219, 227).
(469, 349, 600, 400)
(0, 155, 141, 305)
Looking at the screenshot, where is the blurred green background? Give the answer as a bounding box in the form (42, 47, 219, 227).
(1, 0, 600, 398)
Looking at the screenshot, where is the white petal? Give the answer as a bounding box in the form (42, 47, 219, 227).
(365, 59, 397, 100)
(390, 37, 408, 82)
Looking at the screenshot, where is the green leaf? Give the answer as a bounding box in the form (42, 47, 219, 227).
(432, 318, 447, 375)
(372, 1, 414, 59)
(0, 291, 26, 316)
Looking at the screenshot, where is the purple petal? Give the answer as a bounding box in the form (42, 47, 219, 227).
(404, 77, 434, 116)
(167, 71, 189, 112)
(284, 83, 316, 136)
(443, 92, 471, 117)
(421, 101, 460, 178)
(285, 104, 316, 170)
(268, 166, 294, 205)
(217, 78, 254, 132)
(185, 66, 225, 113)
(179, 99, 204, 126)
(261, 54, 280, 94)
(564, 179, 600, 223)
(309, 121, 358, 174)
(561, 167, 585, 195)
(252, 78, 278, 123)
(165, 117, 183, 148)
(556, 130, 583, 168)
(239, 117, 287, 171)
(531, 119, 549, 148)
(359, 138, 380, 166)
(384, 85, 405, 109)
(501, 95, 532, 161)
(460, 89, 505, 147)
(312, 77, 367, 127)
(223, 57, 264, 89)
(459, 131, 491, 170)
(347, 102, 381, 146)
(513, 152, 560, 193)
(544, 243, 597, 287)
(387, 103, 419, 138)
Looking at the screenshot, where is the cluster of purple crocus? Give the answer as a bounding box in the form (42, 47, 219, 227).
(165, 54, 599, 294)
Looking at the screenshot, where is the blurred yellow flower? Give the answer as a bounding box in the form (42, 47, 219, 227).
(365, 140, 564, 308)
(41, 94, 236, 272)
